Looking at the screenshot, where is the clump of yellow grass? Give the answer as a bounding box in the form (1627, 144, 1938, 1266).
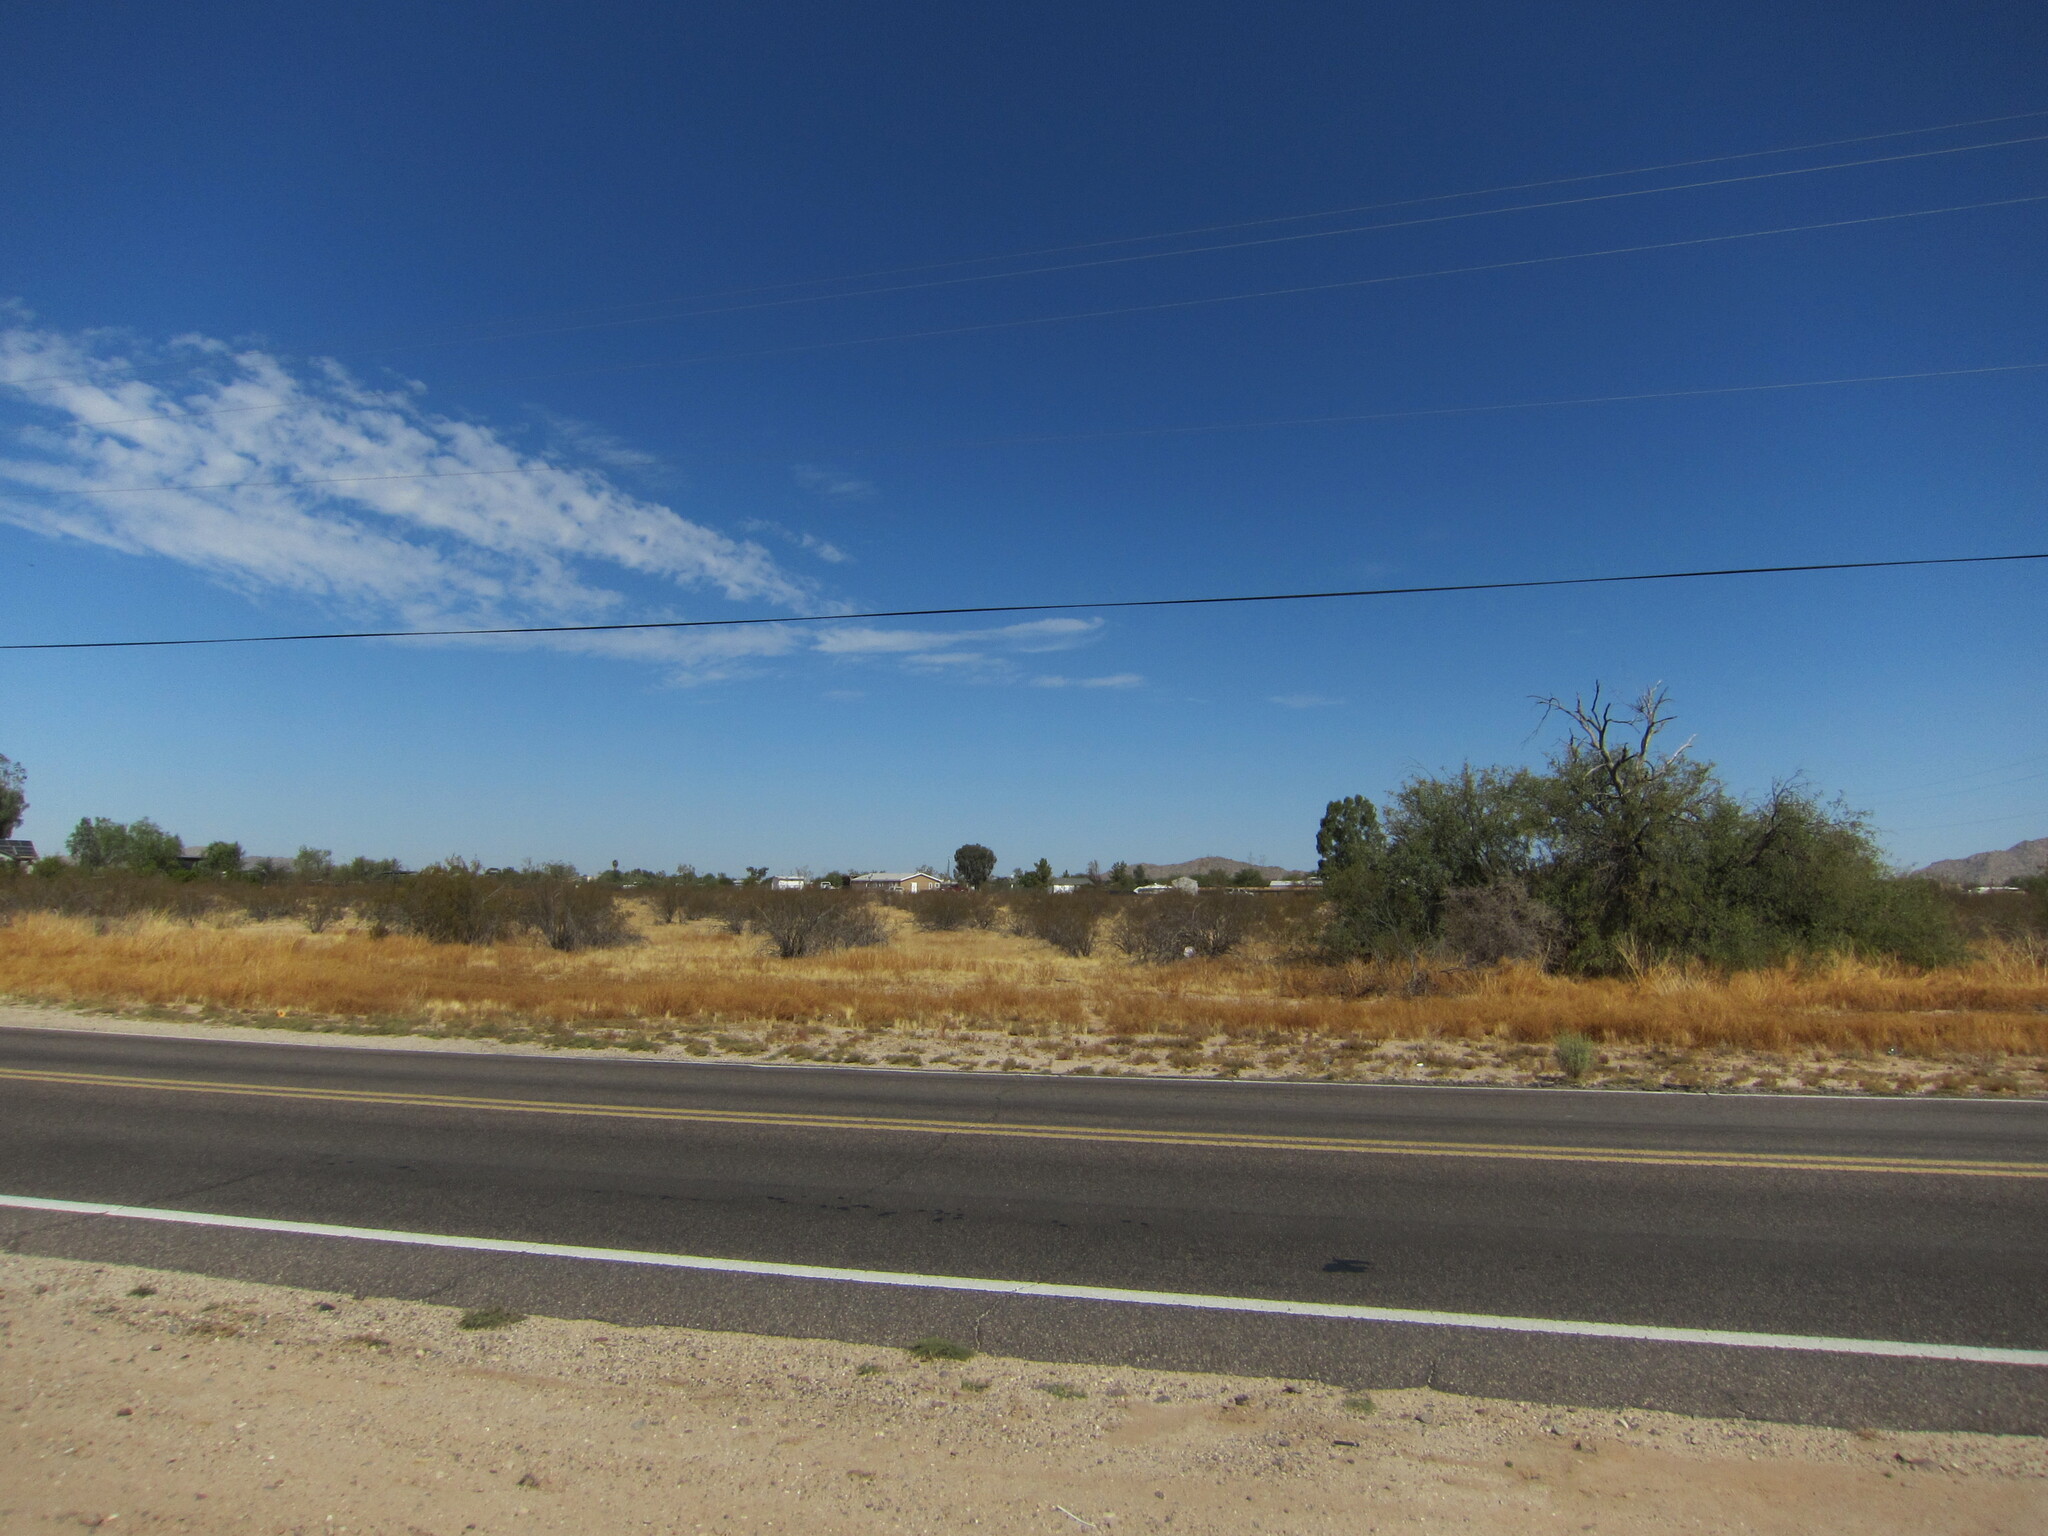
(0, 907, 2043, 1056)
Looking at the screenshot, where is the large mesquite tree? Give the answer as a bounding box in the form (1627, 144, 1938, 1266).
(1321, 686, 1958, 970)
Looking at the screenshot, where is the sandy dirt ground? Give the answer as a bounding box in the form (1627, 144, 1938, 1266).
(3, 1254, 2042, 1535)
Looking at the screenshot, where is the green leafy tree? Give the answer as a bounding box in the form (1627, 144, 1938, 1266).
(952, 843, 997, 889)
(1321, 686, 1961, 971)
(0, 753, 26, 839)
(124, 819, 185, 873)
(294, 846, 335, 881)
(1315, 796, 1385, 877)
(1014, 857, 1054, 889)
(198, 841, 245, 877)
(67, 816, 185, 874)
(68, 817, 124, 870)
(1533, 686, 1719, 958)
(1107, 861, 1131, 886)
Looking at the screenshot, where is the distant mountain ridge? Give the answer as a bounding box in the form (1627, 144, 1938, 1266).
(1130, 856, 1311, 880)
(1914, 837, 2048, 887)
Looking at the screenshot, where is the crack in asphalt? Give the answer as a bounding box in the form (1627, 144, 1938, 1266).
(846, 1077, 1019, 1209)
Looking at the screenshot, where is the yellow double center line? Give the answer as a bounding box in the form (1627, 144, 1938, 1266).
(6, 1065, 2045, 1178)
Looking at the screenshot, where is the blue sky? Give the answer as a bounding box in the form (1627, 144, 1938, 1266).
(1, 1, 2042, 875)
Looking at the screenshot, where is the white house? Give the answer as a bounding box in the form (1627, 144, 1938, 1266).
(849, 870, 948, 894)
(769, 875, 810, 890)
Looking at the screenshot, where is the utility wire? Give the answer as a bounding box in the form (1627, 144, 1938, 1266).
(3, 552, 2040, 652)
(297, 132, 2048, 354)
(1861, 751, 2048, 797)
(342, 106, 2048, 329)
(31, 191, 2045, 432)
(487, 193, 2048, 387)
(897, 362, 2048, 452)
(1868, 770, 2048, 805)
(7, 108, 2043, 391)
(474, 107, 2048, 319)
(17, 361, 2047, 497)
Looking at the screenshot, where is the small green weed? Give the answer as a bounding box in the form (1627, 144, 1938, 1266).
(906, 1336, 975, 1362)
(457, 1305, 526, 1331)
(1037, 1381, 1086, 1400)
(856, 1362, 885, 1376)
(1554, 1032, 1596, 1081)
(1343, 1394, 1377, 1415)
(960, 1379, 992, 1393)
(127, 1285, 157, 1298)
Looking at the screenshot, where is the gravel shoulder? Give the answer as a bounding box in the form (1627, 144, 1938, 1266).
(8, 999, 2044, 1098)
(4, 1252, 2042, 1535)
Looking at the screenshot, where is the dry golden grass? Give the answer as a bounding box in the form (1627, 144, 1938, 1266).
(3, 904, 2045, 1069)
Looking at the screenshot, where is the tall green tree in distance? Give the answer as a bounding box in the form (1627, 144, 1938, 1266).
(952, 843, 997, 889)
(67, 816, 185, 873)
(198, 841, 245, 877)
(0, 753, 25, 839)
(1315, 795, 1384, 877)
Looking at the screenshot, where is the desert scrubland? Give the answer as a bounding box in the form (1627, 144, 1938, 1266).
(3, 898, 2045, 1094)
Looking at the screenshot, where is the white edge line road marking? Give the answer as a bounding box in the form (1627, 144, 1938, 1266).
(4, 1192, 2044, 1368)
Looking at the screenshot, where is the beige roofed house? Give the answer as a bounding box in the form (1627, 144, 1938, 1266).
(848, 870, 948, 894)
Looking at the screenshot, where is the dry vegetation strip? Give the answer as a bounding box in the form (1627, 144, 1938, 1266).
(2, 906, 2045, 1070)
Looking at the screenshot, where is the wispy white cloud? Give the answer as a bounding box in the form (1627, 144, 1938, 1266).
(0, 317, 808, 656)
(1030, 672, 1144, 689)
(812, 616, 1102, 676)
(530, 409, 663, 471)
(1270, 692, 1342, 708)
(0, 314, 1123, 688)
(744, 516, 853, 565)
(792, 462, 876, 500)
(799, 533, 850, 564)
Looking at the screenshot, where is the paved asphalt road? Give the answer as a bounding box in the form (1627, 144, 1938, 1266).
(1, 1021, 2044, 1433)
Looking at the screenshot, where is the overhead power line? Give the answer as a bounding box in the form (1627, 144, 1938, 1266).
(299, 132, 2048, 355)
(6, 107, 2042, 392)
(1869, 769, 2048, 806)
(392, 107, 2048, 340)
(17, 360, 2047, 496)
(908, 361, 2048, 451)
(491, 193, 2048, 387)
(32, 191, 2046, 435)
(3, 552, 2039, 652)
(466, 106, 2048, 320)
